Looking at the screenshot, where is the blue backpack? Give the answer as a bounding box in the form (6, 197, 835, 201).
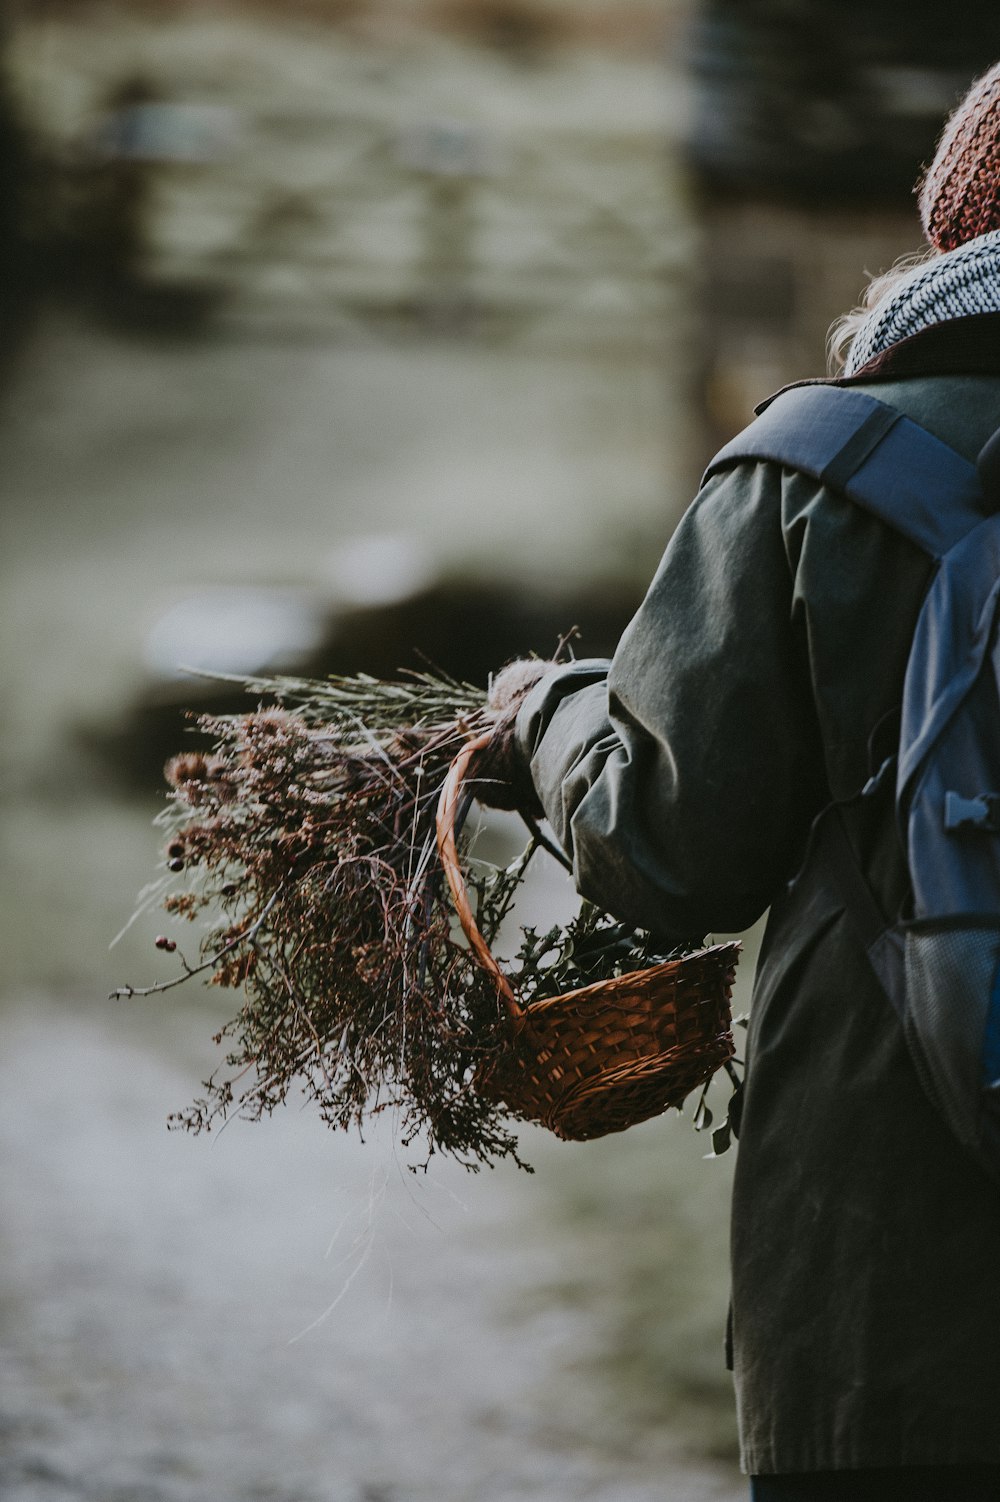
(704, 383, 1000, 1181)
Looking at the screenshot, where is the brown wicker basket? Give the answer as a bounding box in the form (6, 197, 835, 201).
(436, 732, 740, 1142)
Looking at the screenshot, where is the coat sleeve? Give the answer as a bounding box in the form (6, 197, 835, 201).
(514, 461, 828, 937)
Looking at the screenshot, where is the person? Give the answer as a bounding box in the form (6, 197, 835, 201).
(476, 63, 1000, 1502)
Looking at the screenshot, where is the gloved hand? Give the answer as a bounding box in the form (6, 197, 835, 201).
(470, 658, 553, 814)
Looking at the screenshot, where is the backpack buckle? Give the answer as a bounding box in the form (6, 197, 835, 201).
(862, 755, 895, 799)
(944, 791, 1000, 833)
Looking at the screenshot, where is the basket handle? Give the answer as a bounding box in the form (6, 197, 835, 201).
(435, 731, 525, 1026)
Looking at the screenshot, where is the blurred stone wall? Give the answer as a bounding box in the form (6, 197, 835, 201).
(3, 1, 691, 348)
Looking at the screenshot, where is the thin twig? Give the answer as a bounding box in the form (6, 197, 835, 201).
(518, 812, 573, 873)
(111, 888, 282, 998)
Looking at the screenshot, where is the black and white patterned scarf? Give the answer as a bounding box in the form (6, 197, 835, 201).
(845, 228, 1000, 376)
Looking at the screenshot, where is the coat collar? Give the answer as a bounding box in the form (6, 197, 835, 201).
(755, 314, 1000, 415)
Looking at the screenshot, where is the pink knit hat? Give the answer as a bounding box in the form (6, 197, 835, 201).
(919, 62, 1000, 252)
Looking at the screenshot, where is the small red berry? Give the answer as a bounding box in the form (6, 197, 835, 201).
(168, 857, 184, 872)
(154, 935, 177, 952)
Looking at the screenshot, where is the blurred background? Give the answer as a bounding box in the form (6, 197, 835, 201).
(3, 3, 1000, 1499)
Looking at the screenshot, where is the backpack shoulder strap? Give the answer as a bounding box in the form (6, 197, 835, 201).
(703, 384, 985, 560)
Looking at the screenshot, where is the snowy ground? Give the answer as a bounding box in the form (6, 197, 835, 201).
(0, 987, 746, 1502)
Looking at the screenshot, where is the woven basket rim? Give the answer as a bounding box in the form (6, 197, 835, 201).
(513, 938, 742, 1020)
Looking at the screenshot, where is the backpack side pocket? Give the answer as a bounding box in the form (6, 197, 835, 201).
(902, 917, 1000, 1166)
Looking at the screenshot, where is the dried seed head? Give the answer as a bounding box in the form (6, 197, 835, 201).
(247, 708, 295, 738)
(164, 752, 210, 787)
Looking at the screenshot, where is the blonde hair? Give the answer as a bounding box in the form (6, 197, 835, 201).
(827, 247, 940, 373)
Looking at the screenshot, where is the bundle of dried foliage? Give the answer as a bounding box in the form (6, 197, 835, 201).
(115, 668, 718, 1171)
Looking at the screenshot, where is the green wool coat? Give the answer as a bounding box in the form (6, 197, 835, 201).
(514, 368, 1000, 1475)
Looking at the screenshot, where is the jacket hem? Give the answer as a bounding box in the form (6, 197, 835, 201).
(741, 1440, 1000, 1476)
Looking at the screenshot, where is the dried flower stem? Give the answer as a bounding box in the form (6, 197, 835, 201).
(117, 668, 718, 1171)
